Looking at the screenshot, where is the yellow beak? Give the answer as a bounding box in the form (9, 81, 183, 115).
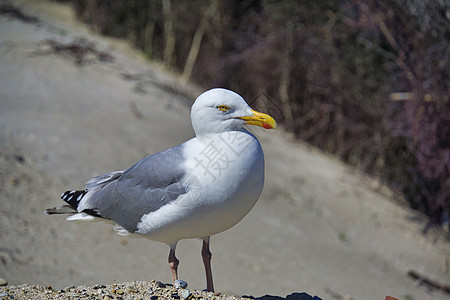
(237, 109, 277, 129)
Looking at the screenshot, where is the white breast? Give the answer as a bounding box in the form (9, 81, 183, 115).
(136, 129, 264, 244)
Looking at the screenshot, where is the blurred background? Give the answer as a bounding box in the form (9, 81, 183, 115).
(62, 0, 449, 228)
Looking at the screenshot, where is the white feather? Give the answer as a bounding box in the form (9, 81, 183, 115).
(66, 212, 96, 222)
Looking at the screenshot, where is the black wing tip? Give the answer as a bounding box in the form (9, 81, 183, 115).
(61, 190, 87, 208)
(60, 190, 104, 219)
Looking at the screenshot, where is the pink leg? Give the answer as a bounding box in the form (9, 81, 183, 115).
(168, 246, 179, 283)
(202, 237, 214, 292)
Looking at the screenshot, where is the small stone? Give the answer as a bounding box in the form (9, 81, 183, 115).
(174, 280, 188, 289)
(150, 295, 159, 300)
(156, 281, 166, 288)
(103, 295, 112, 300)
(93, 284, 106, 289)
(180, 289, 192, 299)
(214, 292, 222, 296)
(116, 289, 124, 295)
(12, 154, 25, 163)
(0, 278, 7, 286)
(127, 286, 138, 293)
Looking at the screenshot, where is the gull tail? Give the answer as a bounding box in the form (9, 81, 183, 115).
(45, 190, 101, 220)
(45, 190, 86, 214)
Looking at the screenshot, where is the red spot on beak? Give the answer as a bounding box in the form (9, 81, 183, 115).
(262, 123, 272, 129)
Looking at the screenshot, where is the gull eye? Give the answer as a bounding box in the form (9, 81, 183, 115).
(217, 105, 230, 112)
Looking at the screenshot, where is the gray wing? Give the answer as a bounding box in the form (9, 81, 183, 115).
(79, 143, 189, 232)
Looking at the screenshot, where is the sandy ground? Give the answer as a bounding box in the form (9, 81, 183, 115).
(0, 1, 449, 299)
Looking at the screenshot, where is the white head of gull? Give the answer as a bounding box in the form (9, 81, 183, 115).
(46, 88, 277, 292)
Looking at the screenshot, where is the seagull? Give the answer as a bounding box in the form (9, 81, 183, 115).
(46, 88, 277, 292)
